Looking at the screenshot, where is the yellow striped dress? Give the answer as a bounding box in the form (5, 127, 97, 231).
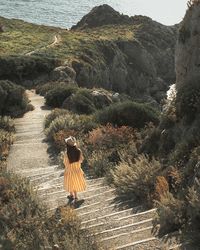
(63, 152, 86, 192)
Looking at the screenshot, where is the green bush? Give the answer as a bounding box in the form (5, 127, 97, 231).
(45, 85, 77, 107)
(36, 82, 57, 96)
(95, 101, 160, 128)
(110, 154, 161, 204)
(44, 109, 69, 129)
(0, 55, 59, 84)
(45, 114, 77, 139)
(64, 88, 97, 114)
(36, 82, 77, 96)
(0, 80, 29, 117)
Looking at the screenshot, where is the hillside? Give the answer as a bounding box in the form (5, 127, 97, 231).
(0, 5, 178, 104)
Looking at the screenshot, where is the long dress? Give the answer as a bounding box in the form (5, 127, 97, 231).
(63, 152, 86, 192)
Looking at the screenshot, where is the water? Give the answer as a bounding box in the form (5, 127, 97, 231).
(0, 0, 187, 28)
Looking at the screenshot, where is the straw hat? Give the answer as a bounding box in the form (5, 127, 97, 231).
(64, 136, 77, 146)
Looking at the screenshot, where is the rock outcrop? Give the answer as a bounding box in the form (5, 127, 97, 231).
(70, 6, 178, 103)
(175, 1, 200, 90)
(71, 4, 132, 30)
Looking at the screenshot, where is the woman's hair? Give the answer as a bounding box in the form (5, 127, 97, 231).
(66, 144, 81, 163)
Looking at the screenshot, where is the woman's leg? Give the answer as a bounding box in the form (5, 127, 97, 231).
(70, 191, 74, 197)
(74, 191, 78, 199)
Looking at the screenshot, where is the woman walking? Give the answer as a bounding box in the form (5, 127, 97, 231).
(63, 136, 86, 204)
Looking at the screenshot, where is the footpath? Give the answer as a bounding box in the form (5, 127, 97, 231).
(7, 91, 183, 250)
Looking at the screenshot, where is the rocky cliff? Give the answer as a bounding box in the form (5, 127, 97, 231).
(175, 0, 200, 90)
(70, 5, 178, 104)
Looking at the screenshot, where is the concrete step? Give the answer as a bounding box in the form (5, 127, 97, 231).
(82, 209, 156, 233)
(78, 199, 137, 221)
(30, 170, 64, 185)
(116, 238, 160, 250)
(7, 155, 52, 171)
(47, 189, 116, 212)
(100, 226, 153, 249)
(19, 165, 59, 176)
(15, 133, 46, 141)
(81, 206, 144, 227)
(36, 181, 104, 196)
(38, 182, 105, 199)
(93, 218, 153, 239)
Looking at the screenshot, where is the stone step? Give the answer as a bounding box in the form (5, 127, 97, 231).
(81, 206, 145, 227)
(78, 199, 137, 222)
(16, 129, 43, 134)
(7, 155, 52, 171)
(93, 218, 154, 239)
(76, 196, 119, 214)
(116, 238, 160, 250)
(15, 133, 46, 141)
(41, 185, 110, 202)
(19, 165, 59, 176)
(14, 138, 46, 144)
(37, 177, 104, 189)
(47, 189, 116, 212)
(99, 226, 153, 249)
(30, 170, 64, 185)
(36, 180, 104, 195)
(82, 209, 156, 233)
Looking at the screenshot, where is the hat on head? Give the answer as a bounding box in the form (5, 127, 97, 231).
(65, 136, 77, 146)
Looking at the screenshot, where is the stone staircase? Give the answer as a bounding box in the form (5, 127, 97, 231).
(7, 91, 185, 250)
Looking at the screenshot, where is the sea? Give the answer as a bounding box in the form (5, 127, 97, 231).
(0, 0, 136, 29)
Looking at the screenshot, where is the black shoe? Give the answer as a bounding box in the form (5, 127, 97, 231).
(67, 195, 74, 200)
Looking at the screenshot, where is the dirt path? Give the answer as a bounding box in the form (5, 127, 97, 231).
(6, 91, 182, 250)
(25, 34, 62, 56)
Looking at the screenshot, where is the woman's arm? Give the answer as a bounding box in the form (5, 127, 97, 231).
(79, 151, 84, 163)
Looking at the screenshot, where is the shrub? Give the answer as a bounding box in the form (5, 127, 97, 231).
(64, 88, 96, 114)
(110, 154, 161, 204)
(0, 129, 14, 160)
(0, 116, 15, 132)
(45, 85, 77, 107)
(186, 185, 200, 244)
(45, 114, 77, 140)
(176, 79, 200, 123)
(155, 192, 186, 236)
(87, 149, 115, 177)
(44, 109, 69, 129)
(0, 55, 59, 83)
(36, 82, 59, 96)
(153, 176, 169, 201)
(95, 101, 160, 128)
(0, 80, 29, 117)
(86, 124, 136, 150)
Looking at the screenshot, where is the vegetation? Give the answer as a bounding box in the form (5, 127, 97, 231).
(0, 80, 32, 117)
(95, 101, 160, 128)
(0, 168, 98, 249)
(45, 85, 77, 108)
(110, 154, 161, 205)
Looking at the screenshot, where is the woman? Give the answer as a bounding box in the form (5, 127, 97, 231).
(63, 136, 86, 203)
